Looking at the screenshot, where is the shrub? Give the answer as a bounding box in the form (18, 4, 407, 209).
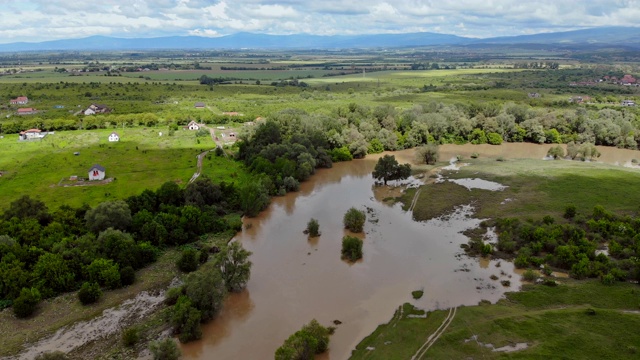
(13, 287, 41, 318)
(470, 152, 479, 159)
(341, 236, 363, 261)
(601, 273, 616, 285)
(149, 338, 181, 360)
(306, 218, 320, 237)
(164, 286, 184, 306)
(487, 132, 503, 145)
(120, 266, 136, 286)
(543, 279, 558, 287)
(415, 144, 439, 165)
(177, 247, 199, 273)
(547, 145, 564, 159)
(122, 326, 140, 347)
(283, 176, 300, 192)
(522, 270, 538, 282)
(412, 290, 424, 299)
(214, 147, 224, 156)
(343, 207, 366, 233)
(171, 296, 202, 343)
(481, 243, 493, 256)
(78, 282, 102, 305)
(275, 319, 331, 359)
(564, 205, 577, 219)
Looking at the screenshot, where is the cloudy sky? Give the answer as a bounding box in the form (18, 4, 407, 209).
(1, 0, 639, 43)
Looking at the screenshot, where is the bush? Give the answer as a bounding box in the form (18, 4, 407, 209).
(78, 282, 102, 305)
(177, 247, 199, 273)
(564, 205, 577, 219)
(481, 243, 493, 256)
(306, 218, 320, 237)
(487, 132, 503, 145)
(547, 145, 564, 159)
(122, 326, 140, 347)
(171, 296, 202, 343)
(13, 287, 41, 318)
(149, 338, 181, 360)
(214, 147, 224, 156)
(343, 207, 366, 233)
(341, 235, 363, 261)
(470, 152, 479, 159)
(164, 286, 184, 306)
(415, 144, 439, 165)
(601, 273, 616, 285)
(120, 266, 136, 286)
(275, 319, 331, 359)
(522, 269, 538, 282)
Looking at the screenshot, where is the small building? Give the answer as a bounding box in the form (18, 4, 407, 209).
(194, 102, 205, 109)
(108, 132, 120, 142)
(10, 96, 28, 105)
(528, 92, 540, 98)
(622, 100, 636, 107)
(88, 164, 106, 181)
(84, 104, 111, 116)
(19, 128, 44, 140)
(187, 121, 200, 130)
(17, 108, 36, 115)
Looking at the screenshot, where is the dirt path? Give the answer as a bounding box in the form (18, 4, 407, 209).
(411, 306, 457, 360)
(408, 188, 422, 213)
(188, 150, 211, 184)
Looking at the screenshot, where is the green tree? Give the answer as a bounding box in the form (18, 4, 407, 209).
(149, 338, 181, 360)
(372, 155, 411, 185)
(343, 207, 366, 233)
(184, 263, 227, 320)
(3, 195, 52, 225)
(547, 145, 565, 159)
(171, 296, 202, 343)
(306, 218, 320, 237)
(32, 253, 75, 295)
(177, 247, 199, 273)
(415, 144, 439, 165)
(275, 319, 331, 359)
(218, 242, 252, 292)
(78, 281, 102, 305)
(85, 200, 132, 233)
(239, 179, 270, 217)
(342, 235, 363, 261)
(13, 287, 41, 318)
(86, 258, 121, 289)
(487, 132, 503, 145)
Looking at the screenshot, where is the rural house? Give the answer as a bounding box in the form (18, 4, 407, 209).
(622, 100, 636, 107)
(17, 108, 37, 115)
(84, 104, 111, 115)
(186, 121, 200, 130)
(108, 132, 120, 142)
(88, 164, 106, 181)
(10, 96, 28, 105)
(194, 102, 205, 109)
(19, 129, 44, 140)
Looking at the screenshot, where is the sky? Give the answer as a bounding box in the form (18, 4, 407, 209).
(0, 0, 639, 44)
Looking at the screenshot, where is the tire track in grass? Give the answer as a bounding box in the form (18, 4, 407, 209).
(411, 306, 457, 360)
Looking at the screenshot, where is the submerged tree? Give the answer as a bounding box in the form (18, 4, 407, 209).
(372, 155, 411, 185)
(218, 242, 252, 292)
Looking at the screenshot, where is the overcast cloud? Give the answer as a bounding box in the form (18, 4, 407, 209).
(0, 0, 639, 43)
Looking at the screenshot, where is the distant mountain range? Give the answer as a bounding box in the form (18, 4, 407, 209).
(1, 27, 639, 52)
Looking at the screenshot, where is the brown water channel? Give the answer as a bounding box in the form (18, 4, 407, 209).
(182, 152, 522, 360)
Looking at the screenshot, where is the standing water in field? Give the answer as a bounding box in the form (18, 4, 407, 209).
(181, 155, 521, 359)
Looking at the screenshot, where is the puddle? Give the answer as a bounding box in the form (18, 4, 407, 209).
(449, 178, 508, 191)
(181, 156, 521, 360)
(9, 291, 165, 360)
(465, 335, 529, 353)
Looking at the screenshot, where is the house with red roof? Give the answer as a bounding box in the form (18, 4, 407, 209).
(19, 129, 43, 140)
(17, 108, 36, 115)
(10, 96, 28, 105)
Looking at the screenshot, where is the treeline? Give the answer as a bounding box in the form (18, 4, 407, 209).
(0, 177, 252, 315)
(472, 205, 640, 283)
(513, 62, 560, 69)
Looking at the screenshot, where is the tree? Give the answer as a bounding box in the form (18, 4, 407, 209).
(306, 218, 320, 237)
(87, 258, 121, 289)
(13, 287, 41, 318)
(415, 144, 439, 165)
(171, 296, 202, 343)
(239, 179, 270, 217)
(182, 263, 227, 322)
(78, 282, 102, 305)
(85, 200, 132, 233)
(32, 253, 75, 295)
(343, 207, 366, 233)
(149, 338, 181, 360)
(342, 235, 363, 261)
(372, 155, 411, 185)
(275, 319, 331, 359)
(218, 242, 252, 292)
(3, 195, 52, 225)
(547, 145, 565, 159)
(177, 247, 199, 273)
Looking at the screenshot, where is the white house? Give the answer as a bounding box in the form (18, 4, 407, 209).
(10, 96, 28, 105)
(622, 100, 636, 107)
(108, 132, 120, 142)
(187, 121, 200, 130)
(19, 128, 44, 140)
(88, 164, 106, 181)
(84, 108, 96, 115)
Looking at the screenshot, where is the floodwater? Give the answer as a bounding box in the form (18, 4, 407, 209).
(449, 178, 508, 191)
(181, 142, 640, 360)
(182, 155, 521, 360)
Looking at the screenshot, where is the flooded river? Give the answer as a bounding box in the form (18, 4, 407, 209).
(182, 151, 521, 360)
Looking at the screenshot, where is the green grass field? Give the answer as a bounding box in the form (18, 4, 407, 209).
(405, 158, 640, 221)
(0, 127, 247, 209)
(351, 280, 640, 359)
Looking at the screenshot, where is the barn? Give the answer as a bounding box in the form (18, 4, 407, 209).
(88, 164, 106, 181)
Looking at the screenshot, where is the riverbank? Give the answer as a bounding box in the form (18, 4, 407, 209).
(351, 279, 640, 359)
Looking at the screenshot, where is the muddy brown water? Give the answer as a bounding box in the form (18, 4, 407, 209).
(182, 152, 522, 360)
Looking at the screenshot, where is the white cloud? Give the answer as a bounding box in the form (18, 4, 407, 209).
(0, 0, 639, 43)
